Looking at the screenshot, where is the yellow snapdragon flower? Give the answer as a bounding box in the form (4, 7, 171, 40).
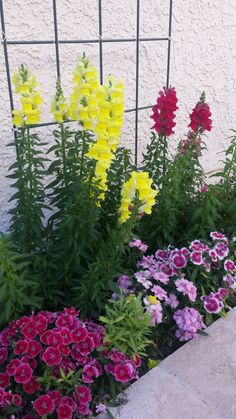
(69, 54, 99, 128)
(12, 65, 43, 127)
(118, 171, 157, 224)
(86, 76, 124, 202)
(51, 80, 69, 123)
(147, 295, 159, 305)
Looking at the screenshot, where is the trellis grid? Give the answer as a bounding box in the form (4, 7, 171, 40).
(0, 0, 173, 165)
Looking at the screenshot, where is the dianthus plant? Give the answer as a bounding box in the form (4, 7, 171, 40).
(0, 308, 141, 418)
(114, 232, 235, 349)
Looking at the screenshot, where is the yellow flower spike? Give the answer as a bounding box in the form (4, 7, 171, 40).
(118, 171, 158, 224)
(51, 80, 69, 123)
(12, 65, 43, 127)
(69, 54, 100, 128)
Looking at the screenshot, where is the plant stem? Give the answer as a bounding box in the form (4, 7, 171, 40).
(80, 130, 86, 178)
(60, 123, 68, 187)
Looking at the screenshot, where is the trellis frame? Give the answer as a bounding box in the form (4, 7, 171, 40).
(0, 0, 173, 165)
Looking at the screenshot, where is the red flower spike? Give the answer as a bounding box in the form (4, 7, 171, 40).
(151, 86, 178, 136)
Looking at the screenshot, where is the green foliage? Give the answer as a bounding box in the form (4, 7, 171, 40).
(100, 294, 152, 357)
(8, 127, 47, 252)
(0, 235, 41, 325)
(139, 138, 205, 248)
(101, 146, 135, 228)
(142, 131, 169, 190)
(75, 211, 139, 316)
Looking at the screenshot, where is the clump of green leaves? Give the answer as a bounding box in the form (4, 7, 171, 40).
(100, 294, 152, 357)
(0, 235, 41, 325)
(8, 127, 47, 253)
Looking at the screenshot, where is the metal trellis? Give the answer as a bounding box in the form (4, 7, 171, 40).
(0, 0, 173, 166)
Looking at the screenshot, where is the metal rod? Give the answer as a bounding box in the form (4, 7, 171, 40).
(3, 36, 170, 46)
(16, 105, 154, 129)
(166, 0, 173, 88)
(52, 0, 60, 79)
(98, 0, 103, 84)
(0, 0, 19, 157)
(134, 0, 140, 166)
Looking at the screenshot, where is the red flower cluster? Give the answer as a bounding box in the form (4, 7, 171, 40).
(151, 86, 178, 136)
(0, 308, 139, 418)
(188, 101, 212, 134)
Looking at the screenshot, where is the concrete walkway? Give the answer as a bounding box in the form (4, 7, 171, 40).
(100, 308, 236, 419)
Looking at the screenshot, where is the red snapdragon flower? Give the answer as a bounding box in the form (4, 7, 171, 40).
(151, 86, 178, 136)
(188, 95, 212, 134)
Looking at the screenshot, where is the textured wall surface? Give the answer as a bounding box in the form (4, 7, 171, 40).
(1, 0, 236, 231)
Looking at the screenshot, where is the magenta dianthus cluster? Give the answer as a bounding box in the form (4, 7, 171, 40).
(0, 307, 139, 418)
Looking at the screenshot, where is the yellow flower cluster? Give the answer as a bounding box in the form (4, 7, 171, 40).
(50, 80, 69, 123)
(118, 171, 157, 224)
(12, 65, 43, 126)
(86, 77, 124, 201)
(69, 55, 100, 130)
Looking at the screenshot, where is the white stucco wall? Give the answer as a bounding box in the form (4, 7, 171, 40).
(0, 0, 236, 231)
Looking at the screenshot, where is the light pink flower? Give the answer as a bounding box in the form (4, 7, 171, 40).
(135, 271, 152, 289)
(153, 271, 169, 284)
(167, 293, 179, 308)
(152, 285, 168, 301)
(175, 278, 197, 302)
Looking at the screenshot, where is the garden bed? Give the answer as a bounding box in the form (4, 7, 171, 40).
(99, 307, 236, 419)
